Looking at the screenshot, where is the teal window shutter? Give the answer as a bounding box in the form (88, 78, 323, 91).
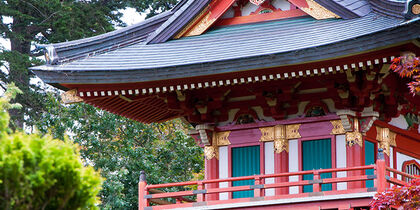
(232, 146, 260, 198)
(365, 140, 375, 188)
(302, 139, 332, 193)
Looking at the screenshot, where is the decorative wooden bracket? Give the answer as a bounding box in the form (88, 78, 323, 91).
(61, 89, 83, 104)
(196, 124, 214, 146)
(337, 109, 379, 147)
(259, 124, 301, 153)
(200, 126, 231, 160)
(376, 126, 397, 156)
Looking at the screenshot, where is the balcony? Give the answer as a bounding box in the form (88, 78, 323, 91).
(138, 156, 416, 210)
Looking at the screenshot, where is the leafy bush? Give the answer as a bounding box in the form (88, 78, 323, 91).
(370, 178, 420, 210)
(0, 85, 102, 210)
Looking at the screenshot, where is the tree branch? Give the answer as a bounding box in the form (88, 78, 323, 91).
(22, 0, 47, 18)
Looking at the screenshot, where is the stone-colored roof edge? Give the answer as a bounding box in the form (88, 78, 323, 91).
(145, 0, 212, 44)
(314, 0, 371, 19)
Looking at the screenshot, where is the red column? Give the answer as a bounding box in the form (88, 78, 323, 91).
(138, 171, 148, 210)
(205, 157, 219, 201)
(346, 143, 364, 189)
(275, 151, 289, 195)
(376, 149, 387, 192)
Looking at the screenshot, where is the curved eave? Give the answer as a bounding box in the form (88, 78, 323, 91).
(32, 18, 420, 87)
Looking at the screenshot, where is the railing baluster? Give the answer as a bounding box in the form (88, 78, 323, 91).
(313, 170, 320, 193)
(197, 181, 204, 202)
(254, 176, 262, 197)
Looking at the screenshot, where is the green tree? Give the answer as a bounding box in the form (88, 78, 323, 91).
(0, 0, 179, 130)
(35, 95, 203, 209)
(0, 85, 102, 210)
(1, 1, 203, 209)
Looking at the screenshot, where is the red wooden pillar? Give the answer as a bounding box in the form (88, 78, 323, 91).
(346, 143, 364, 189)
(376, 149, 387, 192)
(138, 171, 148, 210)
(275, 151, 289, 195)
(205, 157, 219, 201)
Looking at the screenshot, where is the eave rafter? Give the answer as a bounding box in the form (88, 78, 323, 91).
(61, 43, 420, 124)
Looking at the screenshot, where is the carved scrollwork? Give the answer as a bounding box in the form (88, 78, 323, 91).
(274, 138, 288, 153)
(346, 131, 363, 147)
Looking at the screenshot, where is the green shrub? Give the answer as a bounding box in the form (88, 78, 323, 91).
(0, 85, 102, 210)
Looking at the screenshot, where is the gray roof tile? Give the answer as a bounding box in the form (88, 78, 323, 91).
(32, 13, 420, 85)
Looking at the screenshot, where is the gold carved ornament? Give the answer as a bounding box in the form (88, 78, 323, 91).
(61, 89, 83, 104)
(376, 126, 397, 156)
(330, 120, 346, 135)
(204, 131, 231, 160)
(204, 146, 218, 160)
(345, 118, 363, 147)
(413, 4, 420, 15)
(259, 124, 301, 153)
(214, 131, 231, 146)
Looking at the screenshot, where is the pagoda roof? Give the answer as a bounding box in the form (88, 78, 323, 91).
(32, 11, 420, 86)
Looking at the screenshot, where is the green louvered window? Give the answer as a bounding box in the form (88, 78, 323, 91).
(302, 139, 332, 193)
(365, 140, 375, 188)
(232, 145, 260, 198)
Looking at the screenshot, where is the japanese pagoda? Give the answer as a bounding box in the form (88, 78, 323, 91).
(32, 0, 420, 209)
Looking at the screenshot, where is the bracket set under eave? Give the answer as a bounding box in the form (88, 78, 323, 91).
(336, 109, 379, 147)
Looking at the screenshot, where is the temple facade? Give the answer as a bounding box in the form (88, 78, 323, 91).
(32, 0, 420, 209)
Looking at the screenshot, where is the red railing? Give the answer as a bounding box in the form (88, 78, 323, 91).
(138, 157, 412, 210)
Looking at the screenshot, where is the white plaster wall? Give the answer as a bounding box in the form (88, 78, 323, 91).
(396, 152, 420, 180)
(390, 147, 394, 186)
(219, 146, 229, 200)
(264, 142, 275, 196)
(288, 139, 299, 194)
(390, 147, 394, 169)
(272, 0, 291, 10)
(242, 2, 258, 16)
(336, 135, 347, 190)
(389, 115, 408, 130)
